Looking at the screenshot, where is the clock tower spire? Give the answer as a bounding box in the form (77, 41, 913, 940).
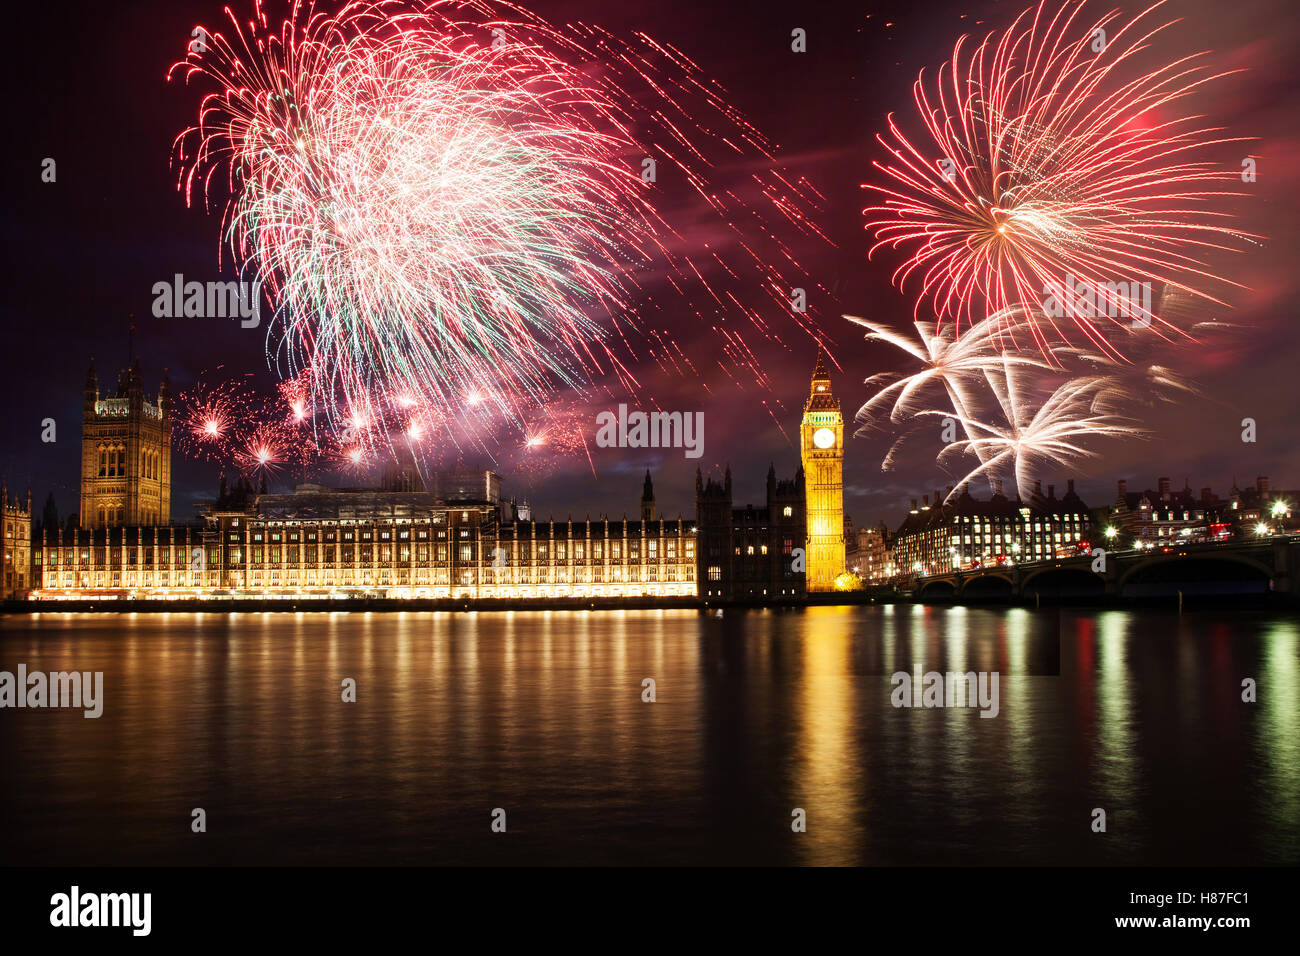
(800, 346, 845, 591)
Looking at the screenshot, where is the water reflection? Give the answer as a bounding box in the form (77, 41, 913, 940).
(0, 605, 1295, 865)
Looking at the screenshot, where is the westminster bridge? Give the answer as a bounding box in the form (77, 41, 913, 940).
(903, 535, 1300, 601)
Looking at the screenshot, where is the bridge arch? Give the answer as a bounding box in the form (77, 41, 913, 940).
(959, 573, 1014, 597)
(1021, 565, 1105, 598)
(1118, 551, 1273, 597)
(917, 578, 957, 599)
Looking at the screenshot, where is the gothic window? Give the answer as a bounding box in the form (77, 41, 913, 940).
(98, 445, 107, 477)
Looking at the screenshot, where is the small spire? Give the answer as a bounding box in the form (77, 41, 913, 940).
(812, 343, 829, 381)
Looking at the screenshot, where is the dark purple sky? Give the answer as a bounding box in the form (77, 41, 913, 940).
(2, 0, 1296, 528)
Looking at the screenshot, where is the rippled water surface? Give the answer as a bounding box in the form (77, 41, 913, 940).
(2, 606, 1296, 865)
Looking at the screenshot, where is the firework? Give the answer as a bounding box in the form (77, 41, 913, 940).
(862, 0, 1255, 360)
(234, 421, 289, 478)
(509, 399, 597, 480)
(849, 311, 1053, 483)
(932, 366, 1142, 496)
(170, 0, 827, 461)
(851, 312, 1152, 498)
(174, 376, 257, 464)
(849, 311, 1049, 427)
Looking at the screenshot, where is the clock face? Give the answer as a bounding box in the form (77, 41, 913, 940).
(813, 427, 835, 449)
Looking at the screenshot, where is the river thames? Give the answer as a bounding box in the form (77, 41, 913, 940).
(2, 605, 1296, 866)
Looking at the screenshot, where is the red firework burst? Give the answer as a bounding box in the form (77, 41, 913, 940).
(862, 0, 1257, 361)
(175, 376, 257, 464)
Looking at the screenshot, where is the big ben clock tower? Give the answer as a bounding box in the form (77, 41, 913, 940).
(800, 349, 845, 591)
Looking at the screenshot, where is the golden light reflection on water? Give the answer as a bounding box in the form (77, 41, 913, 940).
(797, 606, 862, 865)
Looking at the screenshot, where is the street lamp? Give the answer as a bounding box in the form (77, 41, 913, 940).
(1270, 499, 1290, 533)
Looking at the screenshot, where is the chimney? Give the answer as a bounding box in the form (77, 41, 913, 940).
(1158, 477, 1171, 499)
(1117, 479, 1127, 496)
(910, 499, 918, 511)
(1047, 484, 1056, 499)
(1067, 479, 1075, 495)
(1257, 476, 1269, 494)
(993, 478, 1003, 497)
(1200, 487, 1212, 502)
(934, 489, 942, 507)
(1033, 480, 1042, 496)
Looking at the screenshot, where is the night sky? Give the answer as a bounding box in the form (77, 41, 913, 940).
(2, 0, 1296, 529)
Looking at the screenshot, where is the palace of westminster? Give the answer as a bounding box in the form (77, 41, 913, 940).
(2, 353, 1111, 604)
(10, 355, 854, 603)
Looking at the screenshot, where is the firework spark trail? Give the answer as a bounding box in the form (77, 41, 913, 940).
(512, 401, 599, 480)
(180, 371, 333, 479)
(862, 0, 1256, 361)
(170, 0, 829, 471)
(848, 312, 1051, 484)
(850, 312, 1166, 498)
(930, 365, 1142, 496)
(849, 312, 1049, 426)
(175, 375, 261, 466)
(235, 420, 290, 478)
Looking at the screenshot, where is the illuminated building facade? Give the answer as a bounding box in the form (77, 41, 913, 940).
(1110, 475, 1295, 544)
(1110, 477, 1222, 545)
(856, 522, 894, 584)
(80, 358, 172, 529)
(2, 482, 32, 599)
(890, 481, 1092, 578)
(33, 475, 696, 600)
(1225, 476, 1296, 535)
(799, 350, 844, 590)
